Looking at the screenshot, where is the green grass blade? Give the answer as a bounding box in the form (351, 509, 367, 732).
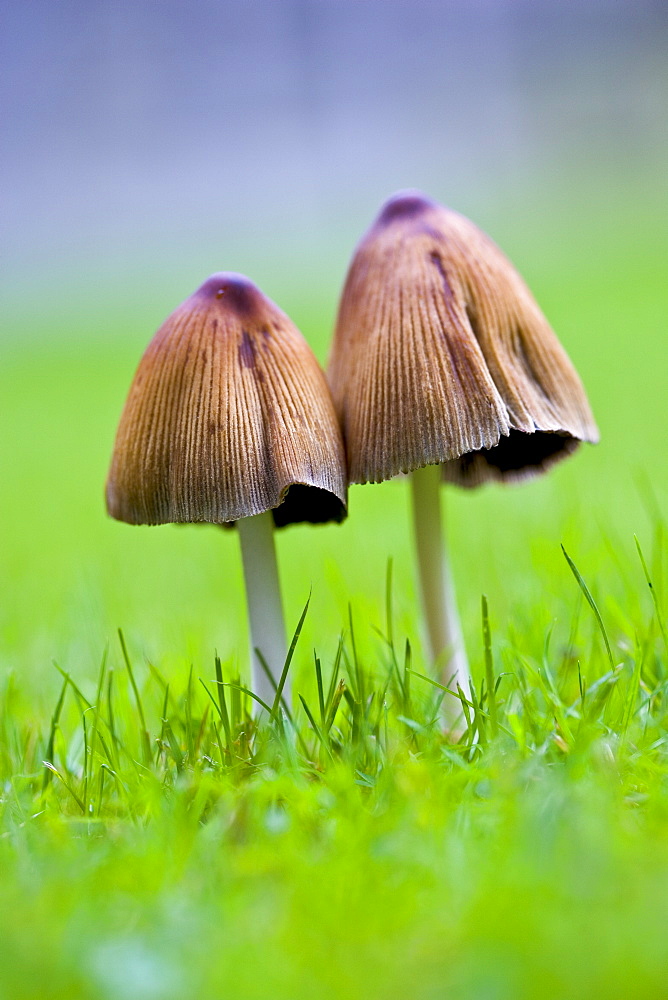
(270, 594, 311, 720)
(314, 652, 326, 727)
(117, 629, 152, 765)
(298, 694, 333, 761)
(562, 545, 615, 670)
(41, 762, 86, 814)
(635, 534, 668, 653)
(256, 648, 293, 723)
(482, 595, 498, 737)
(230, 683, 273, 718)
(214, 655, 233, 749)
(52, 661, 92, 710)
(325, 680, 346, 734)
(41, 677, 68, 794)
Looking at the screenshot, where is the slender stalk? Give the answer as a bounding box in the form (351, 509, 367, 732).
(410, 464, 470, 727)
(237, 511, 289, 711)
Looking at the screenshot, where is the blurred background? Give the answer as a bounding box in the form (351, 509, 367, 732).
(1, 0, 667, 699)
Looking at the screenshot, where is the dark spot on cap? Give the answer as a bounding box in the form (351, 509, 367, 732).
(429, 252, 454, 302)
(208, 420, 219, 435)
(238, 329, 256, 369)
(377, 191, 436, 227)
(464, 302, 483, 348)
(201, 349, 208, 364)
(196, 273, 261, 317)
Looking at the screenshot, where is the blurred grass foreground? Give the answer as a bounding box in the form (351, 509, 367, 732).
(1, 187, 668, 999)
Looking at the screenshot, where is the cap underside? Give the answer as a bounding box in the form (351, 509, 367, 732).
(442, 428, 580, 487)
(272, 484, 347, 527)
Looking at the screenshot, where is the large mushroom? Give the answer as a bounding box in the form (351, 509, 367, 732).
(107, 273, 347, 711)
(328, 191, 598, 727)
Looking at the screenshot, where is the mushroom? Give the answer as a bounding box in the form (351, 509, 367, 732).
(107, 272, 347, 711)
(328, 191, 598, 727)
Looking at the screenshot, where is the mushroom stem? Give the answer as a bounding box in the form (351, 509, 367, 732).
(410, 464, 470, 728)
(237, 511, 289, 713)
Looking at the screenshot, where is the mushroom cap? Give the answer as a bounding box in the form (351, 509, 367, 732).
(107, 273, 347, 526)
(328, 191, 599, 487)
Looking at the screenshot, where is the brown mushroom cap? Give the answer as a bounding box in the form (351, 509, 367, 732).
(106, 273, 347, 526)
(328, 191, 599, 487)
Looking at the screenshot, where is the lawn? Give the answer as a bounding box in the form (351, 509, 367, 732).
(1, 187, 667, 998)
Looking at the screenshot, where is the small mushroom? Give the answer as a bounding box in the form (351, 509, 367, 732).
(107, 273, 347, 711)
(328, 191, 598, 727)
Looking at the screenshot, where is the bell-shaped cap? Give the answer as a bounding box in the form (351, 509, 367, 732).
(328, 191, 598, 487)
(107, 273, 347, 526)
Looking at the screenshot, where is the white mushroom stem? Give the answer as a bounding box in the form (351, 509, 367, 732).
(237, 510, 289, 713)
(410, 464, 471, 728)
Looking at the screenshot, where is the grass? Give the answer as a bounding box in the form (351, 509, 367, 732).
(2, 536, 668, 999)
(1, 192, 668, 997)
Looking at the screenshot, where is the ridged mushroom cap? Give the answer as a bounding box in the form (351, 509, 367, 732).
(328, 191, 598, 487)
(106, 273, 347, 527)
